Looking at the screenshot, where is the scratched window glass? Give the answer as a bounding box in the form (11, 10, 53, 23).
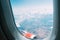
(10, 0, 53, 40)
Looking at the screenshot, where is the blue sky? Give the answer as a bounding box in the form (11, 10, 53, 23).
(10, 0, 53, 27)
(10, 0, 53, 7)
(10, 0, 53, 14)
(10, 1, 53, 39)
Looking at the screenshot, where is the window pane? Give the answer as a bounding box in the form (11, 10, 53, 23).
(10, 0, 53, 40)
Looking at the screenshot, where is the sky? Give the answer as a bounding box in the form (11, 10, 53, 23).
(10, 1, 54, 40)
(10, 0, 53, 15)
(10, 0, 53, 6)
(10, 0, 53, 27)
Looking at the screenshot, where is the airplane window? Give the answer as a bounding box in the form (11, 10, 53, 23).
(10, 0, 53, 40)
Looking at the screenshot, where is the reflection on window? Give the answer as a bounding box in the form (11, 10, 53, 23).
(10, 0, 53, 40)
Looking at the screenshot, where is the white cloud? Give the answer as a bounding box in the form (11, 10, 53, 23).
(16, 23, 20, 27)
(12, 5, 53, 26)
(12, 5, 53, 16)
(50, 26, 53, 29)
(49, 20, 53, 22)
